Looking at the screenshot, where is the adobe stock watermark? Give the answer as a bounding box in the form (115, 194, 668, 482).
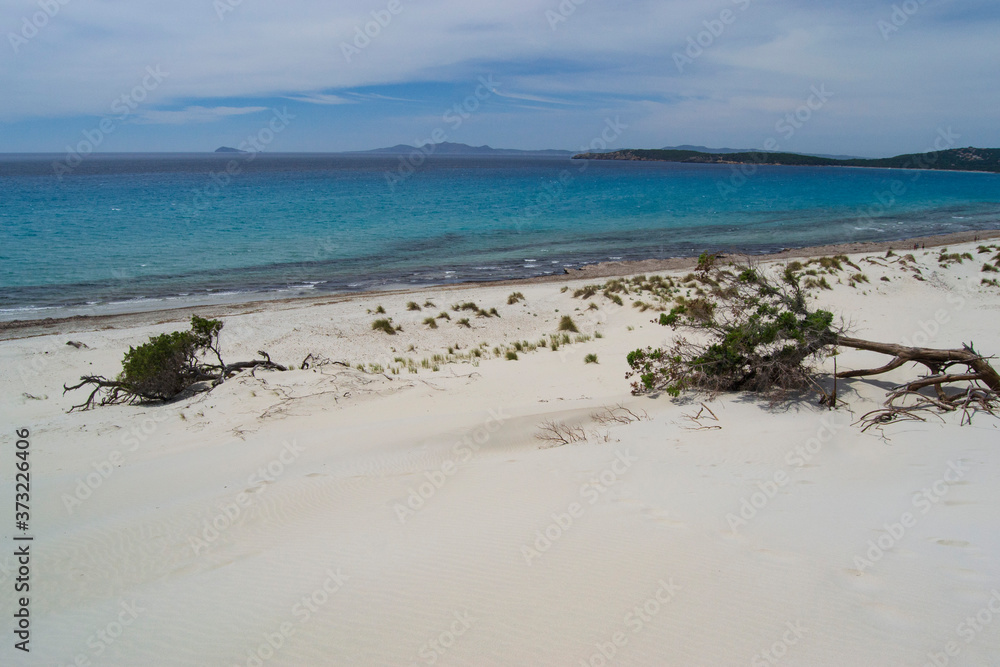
(407, 610, 475, 666)
(7, 0, 71, 54)
(923, 589, 1000, 667)
(62, 409, 173, 514)
(878, 0, 929, 41)
(52, 65, 169, 180)
(578, 578, 681, 666)
(851, 460, 970, 573)
(183, 107, 295, 216)
(59, 599, 146, 667)
(384, 75, 499, 192)
(855, 127, 960, 227)
(512, 116, 628, 232)
(341, 0, 406, 62)
(189, 439, 305, 555)
(673, 0, 752, 73)
(235, 566, 350, 667)
(896, 279, 980, 349)
(393, 408, 509, 523)
(751, 621, 807, 666)
(214, 0, 244, 21)
(15, 335, 77, 391)
(717, 84, 833, 197)
(522, 449, 638, 566)
(545, 0, 587, 31)
(726, 413, 846, 533)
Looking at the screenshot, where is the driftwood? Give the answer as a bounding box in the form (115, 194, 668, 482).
(836, 337, 1000, 391)
(834, 337, 999, 428)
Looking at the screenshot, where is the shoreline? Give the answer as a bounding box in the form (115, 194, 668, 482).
(2, 227, 998, 341)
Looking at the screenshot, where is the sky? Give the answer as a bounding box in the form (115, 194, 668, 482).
(1, 0, 997, 157)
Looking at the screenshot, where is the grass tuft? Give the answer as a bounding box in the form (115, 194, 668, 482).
(558, 315, 579, 332)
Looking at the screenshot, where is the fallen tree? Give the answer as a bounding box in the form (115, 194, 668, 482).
(626, 259, 999, 428)
(64, 315, 286, 411)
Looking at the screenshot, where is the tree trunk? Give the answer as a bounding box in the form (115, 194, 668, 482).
(835, 335, 1000, 392)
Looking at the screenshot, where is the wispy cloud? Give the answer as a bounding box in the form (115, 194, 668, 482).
(284, 93, 354, 106)
(492, 90, 578, 106)
(134, 106, 268, 125)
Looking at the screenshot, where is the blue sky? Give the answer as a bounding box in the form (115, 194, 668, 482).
(1, 0, 997, 157)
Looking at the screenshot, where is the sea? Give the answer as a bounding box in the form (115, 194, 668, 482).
(2, 153, 999, 320)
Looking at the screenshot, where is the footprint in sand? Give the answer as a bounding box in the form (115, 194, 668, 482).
(934, 539, 971, 548)
(612, 498, 687, 528)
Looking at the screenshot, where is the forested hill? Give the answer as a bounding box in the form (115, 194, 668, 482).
(572, 147, 1000, 173)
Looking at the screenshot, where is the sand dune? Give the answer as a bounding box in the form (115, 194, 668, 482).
(2, 241, 1000, 665)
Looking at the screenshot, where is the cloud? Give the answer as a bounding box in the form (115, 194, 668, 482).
(134, 106, 268, 125)
(492, 90, 578, 106)
(284, 93, 355, 106)
(0, 0, 998, 154)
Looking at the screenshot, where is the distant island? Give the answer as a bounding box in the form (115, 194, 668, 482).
(215, 146, 249, 153)
(573, 147, 1000, 174)
(356, 142, 574, 156)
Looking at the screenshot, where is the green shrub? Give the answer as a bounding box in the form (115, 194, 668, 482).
(507, 292, 525, 304)
(423, 317, 438, 328)
(115, 315, 223, 400)
(506, 350, 518, 360)
(627, 263, 837, 397)
(696, 252, 717, 273)
(584, 353, 599, 364)
(407, 301, 422, 311)
(120, 330, 199, 399)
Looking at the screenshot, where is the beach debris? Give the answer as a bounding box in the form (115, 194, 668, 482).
(66, 340, 88, 349)
(592, 404, 649, 425)
(680, 403, 721, 431)
(300, 353, 349, 370)
(535, 420, 587, 448)
(838, 339, 1000, 429)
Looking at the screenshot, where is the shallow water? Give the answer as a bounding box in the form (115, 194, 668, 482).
(1, 152, 998, 317)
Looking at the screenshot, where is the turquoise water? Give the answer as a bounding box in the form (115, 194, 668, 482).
(1, 153, 999, 317)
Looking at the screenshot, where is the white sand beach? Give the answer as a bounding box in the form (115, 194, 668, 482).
(2, 239, 1000, 666)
